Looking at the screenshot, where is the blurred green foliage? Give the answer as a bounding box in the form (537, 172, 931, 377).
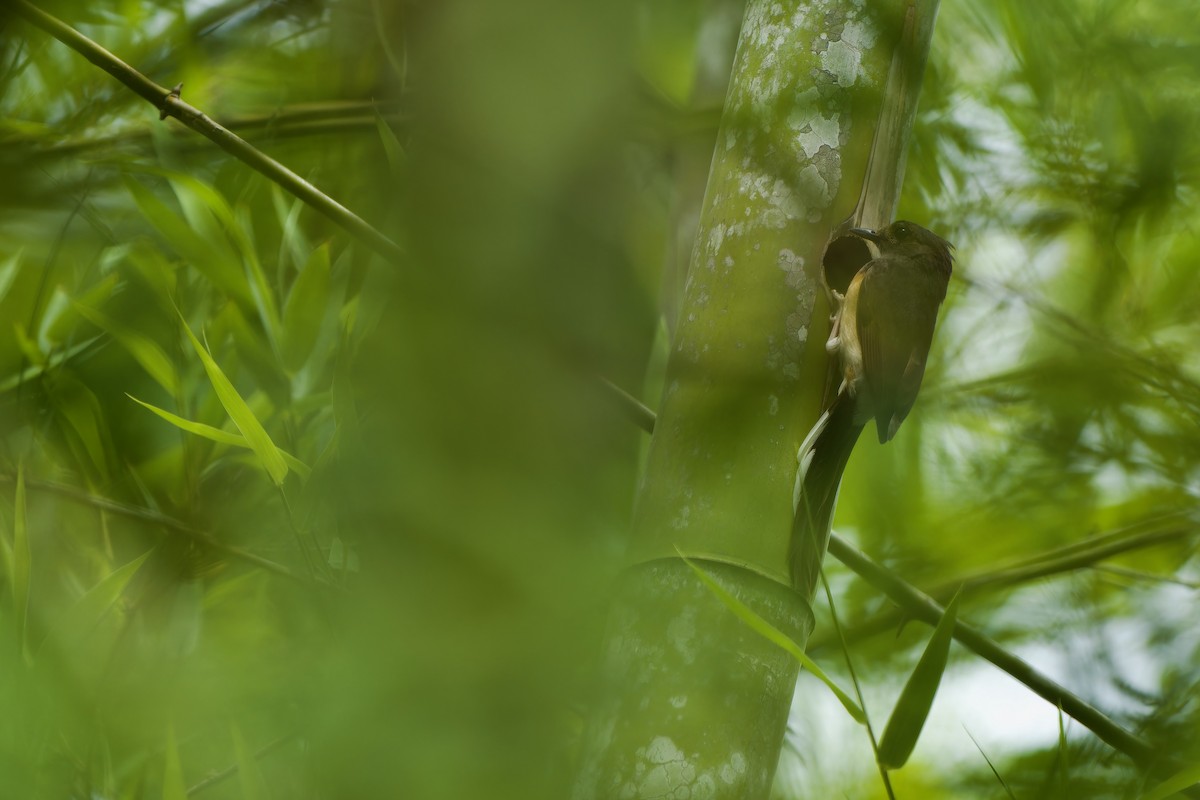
(0, 0, 1198, 798)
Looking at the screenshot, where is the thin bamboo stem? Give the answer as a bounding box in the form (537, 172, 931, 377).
(12, 0, 404, 264)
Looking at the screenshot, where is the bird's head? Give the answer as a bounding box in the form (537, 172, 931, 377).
(849, 220, 954, 278)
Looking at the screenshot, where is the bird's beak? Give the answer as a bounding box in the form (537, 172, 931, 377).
(848, 227, 883, 243)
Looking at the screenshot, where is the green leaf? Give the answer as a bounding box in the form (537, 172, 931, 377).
(677, 547, 866, 724)
(1141, 762, 1200, 800)
(375, 110, 407, 176)
(72, 300, 179, 394)
(233, 203, 283, 352)
(128, 394, 311, 480)
(271, 184, 310, 275)
(177, 311, 289, 486)
(0, 334, 99, 393)
(125, 176, 251, 305)
(126, 241, 178, 305)
(12, 463, 29, 654)
(44, 551, 151, 650)
(163, 175, 277, 343)
(162, 724, 187, 800)
(282, 243, 331, 371)
(877, 590, 961, 769)
(12, 322, 45, 367)
(49, 374, 111, 483)
(231, 722, 270, 800)
(0, 249, 23, 304)
(167, 173, 238, 238)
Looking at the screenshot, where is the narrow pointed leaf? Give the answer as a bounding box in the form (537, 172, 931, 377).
(1141, 762, 1200, 800)
(678, 547, 866, 724)
(162, 725, 187, 800)
(375, 110, 407, 176)
(0, 249, 22, 304)
(73, 301, 179, 394)
(282, 243, 331, 371)
(271, 185, 310, 273)
(177, 312, 289, 485)
(231, 722, 269, 800)
(125, 177, 250, 304)
(233, 203, 283, 351)
(878, 590, 962, 769)
(12, 464, 30, 653)
(45, 551, 151, 648)
(50, 374, 111, 482)
(128, 394, 311, 479)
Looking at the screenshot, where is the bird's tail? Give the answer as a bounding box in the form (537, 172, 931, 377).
(790, 392, 864, 594)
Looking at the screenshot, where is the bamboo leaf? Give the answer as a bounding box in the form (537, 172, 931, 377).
(375, 110, 407, 176)
(677, 548, 866, 724)
(877, 591, 962, 769)
(125, 176, 251, 304)
(72, 300, 179, 394)
(42, 278, 116, 349)
(162, 725, 187, 800)
(12, 463, 30, 654)
(49, 373, 111, 482)
(1141, 762, 1200, 800)
(231, 722, 270, 800)
(177, 312, 289, 485)
(233, 203, 283, 352)
(128, 395, 311, 479)
(44, 551, 151, 650)
(271, 184, 310, 272)
(0, 249, 22, 304)
(281, 243, 331, 371)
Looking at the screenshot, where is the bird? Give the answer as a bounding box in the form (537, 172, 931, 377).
(791, 220, 954, 590)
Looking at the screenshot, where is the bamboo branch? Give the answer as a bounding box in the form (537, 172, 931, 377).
(187, 733, 295, 796)
(808, 515, 1194, 650)
(824, 534, 1155, 765)
(12, 0, 404, 264)
(0, 473, 306, 584)
(6, 102, 410, 158)
(605, 381, 1164, 767)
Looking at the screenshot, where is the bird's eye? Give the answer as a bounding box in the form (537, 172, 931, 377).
(893, 223, 911, 240)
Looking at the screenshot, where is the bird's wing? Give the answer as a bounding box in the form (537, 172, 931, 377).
(855, 256, 938, 442)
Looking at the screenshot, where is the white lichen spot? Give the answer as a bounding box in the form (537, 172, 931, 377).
(790, 5, 811, 31)
(633, 736, 696, 799)
(768, 395, 780, 416)
(819, 37, 864, 86)
(708, 223, 727, 256)
(796, 164, 832, 220)
(670, 504, 691, 530)
(777, 248, 805, 288)
(723, 255, 734, 267)
(692, 774, 717, 799)
(765, 179, 801, 228)
(840, 18, 879, 52)
(670, 695, 688, 709)
(720, 752, 748, 784)
(790, 106, 841, 159)
(667, 608, 697, 663)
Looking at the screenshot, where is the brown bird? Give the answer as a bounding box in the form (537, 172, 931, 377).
(791, 220, 954, 589)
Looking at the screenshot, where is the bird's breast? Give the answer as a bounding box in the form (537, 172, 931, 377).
(837, 271, 865, 395)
